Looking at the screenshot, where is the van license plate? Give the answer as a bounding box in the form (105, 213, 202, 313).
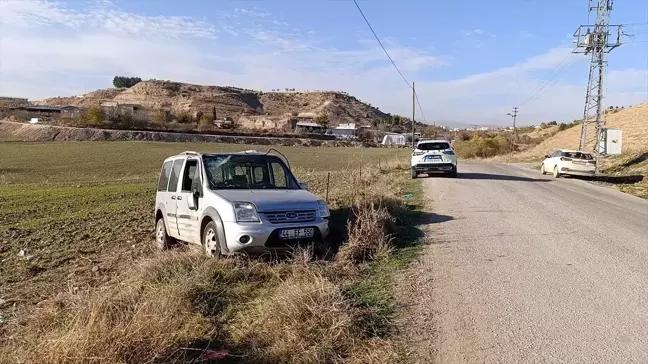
(280, 228, 314, 240)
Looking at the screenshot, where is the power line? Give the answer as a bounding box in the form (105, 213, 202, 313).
(523, 55, 578, 106)
(414, 91, 429, 124)
(352, 0, 412, 89)
(520, 53, 577, 106)
(518, 51, 572, 105)
(352, 0, 430, 132)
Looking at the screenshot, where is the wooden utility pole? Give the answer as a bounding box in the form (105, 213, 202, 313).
(412, 81, 416, 148)
(507, 107, 519, 143)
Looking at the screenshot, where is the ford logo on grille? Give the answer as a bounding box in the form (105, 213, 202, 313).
(286, 212, 298, 219)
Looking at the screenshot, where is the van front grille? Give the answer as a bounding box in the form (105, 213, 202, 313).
(265, 210, 316, 224)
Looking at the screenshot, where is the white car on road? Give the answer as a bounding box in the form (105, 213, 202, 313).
(411, 140, 458, 178)
(541, 149, 597, 178)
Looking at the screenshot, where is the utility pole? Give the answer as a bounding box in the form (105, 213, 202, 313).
(506, 107, 518, 143)
(412, 81, 416, 148)
(573, 0, 622, 170)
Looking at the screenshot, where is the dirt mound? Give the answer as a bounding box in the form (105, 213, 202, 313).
(510, 102, 648, 161)
(38, 81, 388, 126)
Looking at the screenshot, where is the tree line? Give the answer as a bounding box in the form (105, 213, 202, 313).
(113, 76, 142, 88)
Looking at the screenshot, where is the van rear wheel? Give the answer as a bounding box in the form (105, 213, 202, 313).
(202, 221, 222, 258)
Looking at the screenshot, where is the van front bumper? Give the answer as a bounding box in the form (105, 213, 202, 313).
(222, 219, 330, 253)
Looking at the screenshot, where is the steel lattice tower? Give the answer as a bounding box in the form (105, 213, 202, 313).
(573, 0, 622, 159)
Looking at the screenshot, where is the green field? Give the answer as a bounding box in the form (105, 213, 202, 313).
(0, 141, 410, 314)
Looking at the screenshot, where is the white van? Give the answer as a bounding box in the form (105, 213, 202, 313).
(154, 151, 330, 256)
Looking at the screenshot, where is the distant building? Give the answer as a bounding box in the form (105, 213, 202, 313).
(100, 101, 141, 115)
(329, 123, 358, 138)
(0, 96, 28, 106)
(295, 121, 326, 133)
(60, 106, 81, 118)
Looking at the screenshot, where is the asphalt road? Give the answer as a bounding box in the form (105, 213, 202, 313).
(400, 161, 648, 364)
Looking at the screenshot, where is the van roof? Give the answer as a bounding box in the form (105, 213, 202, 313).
(168, 150, 278, 158)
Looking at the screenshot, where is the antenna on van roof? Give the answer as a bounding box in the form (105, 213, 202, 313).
(265, 148, 291, 169)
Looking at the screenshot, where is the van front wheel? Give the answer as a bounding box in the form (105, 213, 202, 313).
(202, 221, 222, 258)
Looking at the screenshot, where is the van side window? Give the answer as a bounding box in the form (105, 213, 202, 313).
(181, 160, 199, 192)
(157, 160, 173, 191)
(167, 159, 184, 193)
(271, 162, 288, 188)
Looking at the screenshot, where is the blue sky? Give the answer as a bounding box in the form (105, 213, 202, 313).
(0, 0, 646, 125)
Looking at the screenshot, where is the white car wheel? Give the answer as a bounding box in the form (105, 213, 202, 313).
(540, 164, 546, 175)
(553, 166, 560, 178)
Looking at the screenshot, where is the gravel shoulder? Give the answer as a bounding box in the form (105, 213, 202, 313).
(396, 162, 648, 364)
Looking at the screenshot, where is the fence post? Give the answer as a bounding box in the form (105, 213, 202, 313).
(326, 172, 330, 203)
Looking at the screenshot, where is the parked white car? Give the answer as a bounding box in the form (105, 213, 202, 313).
(541, 149, 597, 178)
(154, 151, 330, 256)
(411, 140, 458, 178)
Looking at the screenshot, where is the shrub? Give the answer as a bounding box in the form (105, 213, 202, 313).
(152, 109, 169, 124)
(314, 114, 330, 128)
(175, 111, 193, 124)
(453, 135, 513, 159)
(86, 106, 104, 126)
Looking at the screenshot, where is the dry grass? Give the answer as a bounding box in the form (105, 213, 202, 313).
(231, 272, 356, 364)
(335, 203, 395, 267)
(1, 156, 420, 364)
(2, 253, 277, 364)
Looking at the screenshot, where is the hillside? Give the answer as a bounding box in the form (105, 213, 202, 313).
(510, 102, 648, 161)
(37, 80, 389, 126)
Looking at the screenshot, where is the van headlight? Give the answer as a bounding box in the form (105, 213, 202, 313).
(318, 200, 330, 218)
(233, 202, 260, 222)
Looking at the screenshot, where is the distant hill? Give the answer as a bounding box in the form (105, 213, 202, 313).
(36, 80, 390, 127)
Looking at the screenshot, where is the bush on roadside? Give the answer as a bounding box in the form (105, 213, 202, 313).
(336, 203, 394, 267)
(453, 134, 513, 159)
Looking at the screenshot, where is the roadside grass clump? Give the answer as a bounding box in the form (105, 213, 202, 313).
(335, 203, 395, 267)
(231, 271, 356, 363)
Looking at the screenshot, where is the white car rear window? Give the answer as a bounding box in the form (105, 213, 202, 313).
(562, 152, 594, 160)
(418, 142, 450, 151)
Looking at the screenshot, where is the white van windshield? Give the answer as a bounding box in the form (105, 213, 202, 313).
(203, 155, 299, 190)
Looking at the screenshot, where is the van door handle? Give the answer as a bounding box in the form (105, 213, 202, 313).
(177, 196, 182, 200)
(171, 196, 176, 200)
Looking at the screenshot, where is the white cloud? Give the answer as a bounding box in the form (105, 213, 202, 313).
(519, 31, 535, 39)
(0, 0, 645, 126)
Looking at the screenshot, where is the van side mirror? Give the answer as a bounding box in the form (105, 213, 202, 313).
(299, 182, 309, 190)
(544, 154, 550, 159)
(191, 178, 203, 198)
